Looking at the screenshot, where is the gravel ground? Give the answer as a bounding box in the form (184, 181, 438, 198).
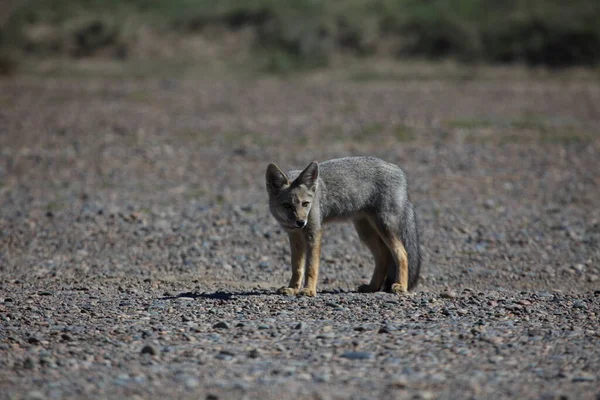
(1, 75, 599, 399)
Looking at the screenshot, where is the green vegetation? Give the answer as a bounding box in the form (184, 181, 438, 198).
(393, 124, 415, 142)
(1, 0, 600, 74)
(446, 114, 592, 145)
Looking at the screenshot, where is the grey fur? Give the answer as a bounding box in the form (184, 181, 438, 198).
(266, 156, 421, 293)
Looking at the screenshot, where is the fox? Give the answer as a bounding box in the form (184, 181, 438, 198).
(266, 156, 421, 297)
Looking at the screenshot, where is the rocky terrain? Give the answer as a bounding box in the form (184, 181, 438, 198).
(1, 75, 599, 399)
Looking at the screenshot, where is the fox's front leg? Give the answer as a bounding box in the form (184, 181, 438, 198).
(278, 232, 306, 296)
(299, 229, 322, 297)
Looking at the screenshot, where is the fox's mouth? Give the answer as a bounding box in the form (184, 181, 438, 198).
(281, 222, 303, 230)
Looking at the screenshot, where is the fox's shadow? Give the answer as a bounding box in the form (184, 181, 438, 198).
(159, 289, 350, 301)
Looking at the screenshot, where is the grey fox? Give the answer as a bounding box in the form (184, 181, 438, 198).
(266, 156, 421, 297)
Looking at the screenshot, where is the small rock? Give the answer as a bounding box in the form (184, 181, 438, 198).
(140, 344, 158, 356)
(388, 378, 408, 389)
(185, 377, 199, 389)
(313, 371, 331, 383)
(440, 291, 457, 299)
(317, 332, 335, 339)
(416, 391, 435, 400)
(378, 326, 391, 334)
(213, 321, 229, 330)
(23, 356, 35, 370)
(483, 199, 495, 209)
(340, 351, 374, 360)
(572, 300, 587, 310)
(216, 350, 235, 361)
(572, 264, 585, 273)
(295, 322, 307, 330)
(27, 337, 41, 345)
(527, 328, 542, 337)
(60, 333, 73, 341)
(26, 391, 45, 400)
(297, 373, 311, 381)
(571, 374, 595, 382)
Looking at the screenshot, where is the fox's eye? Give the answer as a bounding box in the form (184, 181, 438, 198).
(302, 202, 310, 208)
(282, 203, 292, 209)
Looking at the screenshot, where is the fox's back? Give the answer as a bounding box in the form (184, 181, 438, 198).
(287, 157, 409, 221)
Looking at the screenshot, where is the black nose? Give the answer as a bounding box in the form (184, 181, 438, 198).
(296, 220, 306, 227)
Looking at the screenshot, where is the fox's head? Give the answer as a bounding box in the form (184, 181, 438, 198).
(266, 161, 319, 230)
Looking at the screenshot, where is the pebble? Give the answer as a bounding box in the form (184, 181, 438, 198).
(26, 391, 46, 400)
(295, 322, 307, 330)
(571, 374, 595, 382)
(216, 351, 235, 361)
(440, 291, 457, 299)
(140, 345, 158, 356)
(60, 333, 73, 341)
(340, 352, 374, 360)
(313, 371, 331, 383)
(317, 332, 336, 339)
(572, 300, 587, 310)
(247, 349, 260, 359)
(184, 377, 199, 389)
(326, 302, 343, 309)
(23, 357, 35, 370)
(572, 264, 585, 273)
(213, 322, 230, 330)
(27, 337, 41, 345)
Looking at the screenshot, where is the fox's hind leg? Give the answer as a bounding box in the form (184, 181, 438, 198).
(354, 218, 392, 293)
(369, 217, 410, 294)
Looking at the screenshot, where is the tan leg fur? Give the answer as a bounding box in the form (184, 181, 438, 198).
(354, 218, 391, 293)
(369, 217, 410, 294)
(278, 233, 306, 296)
(387, 237, 409, 293)
(298, 230, 322, 297)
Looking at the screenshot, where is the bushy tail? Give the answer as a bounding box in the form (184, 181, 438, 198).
(401, 200, 421, 290)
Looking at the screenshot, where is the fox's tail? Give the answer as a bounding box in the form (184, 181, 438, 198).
(401, 200, 421, 290)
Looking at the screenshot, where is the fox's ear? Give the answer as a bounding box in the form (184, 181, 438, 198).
(266, 163, 288, 195)
(296, 161, 318, 189)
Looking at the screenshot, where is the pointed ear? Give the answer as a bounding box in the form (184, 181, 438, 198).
(266, 163, 288, 195)
(296, 161, 319, 189)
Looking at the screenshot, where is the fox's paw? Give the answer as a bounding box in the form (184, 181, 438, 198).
(278, 287, 299, 296)
(358, 284, 377, 293)
(390, 283, 408, 295)
(298, 288, 317, 297)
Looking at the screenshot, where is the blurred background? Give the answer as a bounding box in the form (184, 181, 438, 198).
(1, 0, 600, 76)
